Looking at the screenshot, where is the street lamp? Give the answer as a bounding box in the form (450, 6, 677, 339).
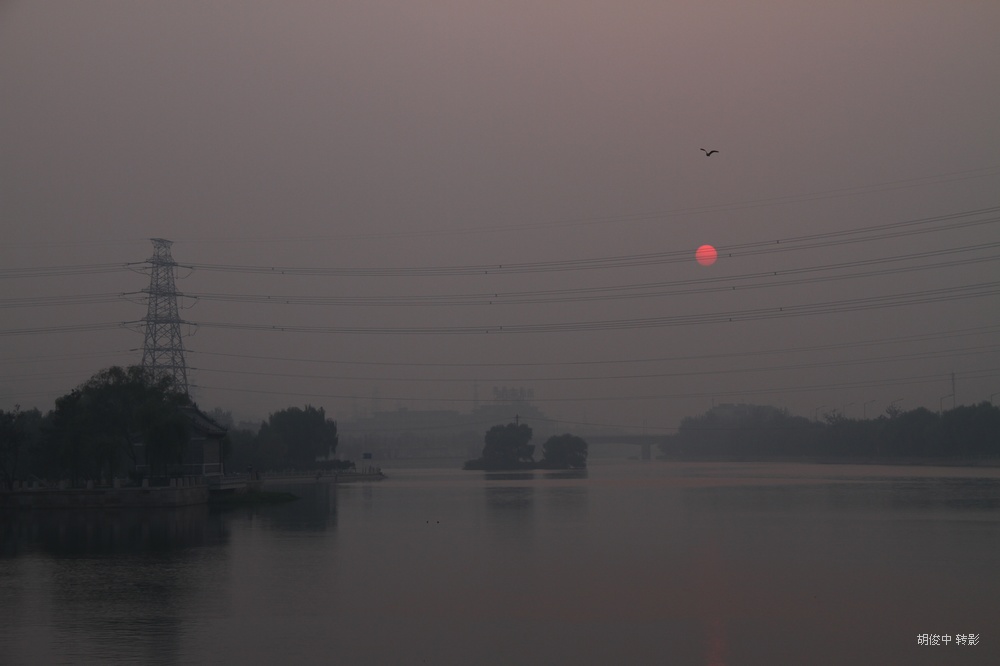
(814, 405, 827, 422)
(939, 394, 953, 414)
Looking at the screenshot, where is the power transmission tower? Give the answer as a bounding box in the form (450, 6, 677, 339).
(140, 238, 189, 395)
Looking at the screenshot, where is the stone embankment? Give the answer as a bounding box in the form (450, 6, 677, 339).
(0, 478, 210, 509)
(2, 468, 386, 509)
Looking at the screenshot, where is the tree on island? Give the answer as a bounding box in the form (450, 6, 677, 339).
(464, 422, 535, 470)
(540, 433, 588, 469)
(464, 424, 589, 470)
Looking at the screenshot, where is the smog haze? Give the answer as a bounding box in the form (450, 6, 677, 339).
(2, 1, 999, 433)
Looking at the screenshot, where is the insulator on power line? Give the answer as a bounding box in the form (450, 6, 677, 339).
(140, 238, 189, 395)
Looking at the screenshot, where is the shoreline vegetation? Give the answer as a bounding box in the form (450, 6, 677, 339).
(656, 403, 1000, 465)
(462, 403, 1000, 471)
(0, 365, 365, 497)
(4, 364, 999, 488)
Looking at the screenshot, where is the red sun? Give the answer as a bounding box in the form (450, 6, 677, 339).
(696, 244, 718, 266)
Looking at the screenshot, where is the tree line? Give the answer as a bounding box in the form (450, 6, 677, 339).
(658, 403, 1000, 461)
(0, 366, 344, 490)
(1, 367, 192, 489)
(220, 405, 343, 473)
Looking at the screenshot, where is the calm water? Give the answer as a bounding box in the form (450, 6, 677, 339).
(2, 461, 999, 665)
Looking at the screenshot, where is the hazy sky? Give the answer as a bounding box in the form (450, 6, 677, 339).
(2, 1, 999, 433)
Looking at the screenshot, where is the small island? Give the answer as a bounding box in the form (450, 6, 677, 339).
(463, 422, 588, 471)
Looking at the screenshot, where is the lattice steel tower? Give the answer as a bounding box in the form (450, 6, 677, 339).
(140, 238, 189, 395)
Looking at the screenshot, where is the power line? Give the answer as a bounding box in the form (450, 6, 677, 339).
(166, 243, 1000, 308)
(0, 293, 127, 309)
(190, 366, 1000, 405)
(188, 342, 1000, 385)
(175, 207, 1000, 277)
(182, 280, 1000, 336)
(185, 323, 1000, 369)
(167, 164, 1000, 244)
(3, 277, 997, 338)
(0, 322, 127, 337)
(4, 240, 998, 311)
(0, 263, 135, 279)
(0, 350, 133, 366)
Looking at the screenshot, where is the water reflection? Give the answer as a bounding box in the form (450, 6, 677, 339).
(542, 468, 589, 480)
(482, 469, 589, 482)
(1, 505, 227, 557)
(691, 538, 731, 666)
(705, 614, 729, 666)
(249, 482, 338, 532)
(4, 463, 1000, 665)
(542, 485, 589, 525)
(680, 476, 1000, 516)
(483, 471, 536, 482)
(485, 484, 535, 511)
(0, 506, 230, 666)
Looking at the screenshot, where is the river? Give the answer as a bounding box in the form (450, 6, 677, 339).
(2, 460, 998, 665)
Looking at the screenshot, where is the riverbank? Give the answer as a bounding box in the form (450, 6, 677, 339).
(0, 484, 210, 510)
(1, 469, 386, 510)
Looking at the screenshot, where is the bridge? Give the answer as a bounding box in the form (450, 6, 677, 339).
(586, 434, 667, 460)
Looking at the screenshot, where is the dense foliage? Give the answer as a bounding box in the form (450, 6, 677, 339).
(464, 424, 589, 470)
(540, 434, 589, 469)
(659, 403, 1000, 461)
(0, 407, 41, 490)
(462, 422, 535, 470)
(226, 405, 339, 471)
(2, 369, 345, 485)
(49, 367, 193, 483)
(1, 367, 196, 487)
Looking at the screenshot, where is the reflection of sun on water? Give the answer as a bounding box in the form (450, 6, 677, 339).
(695, 539, 729, 666)
(705, 614, 728, 666)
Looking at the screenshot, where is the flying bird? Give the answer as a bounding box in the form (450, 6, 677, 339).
(701, 149, 719, 157)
